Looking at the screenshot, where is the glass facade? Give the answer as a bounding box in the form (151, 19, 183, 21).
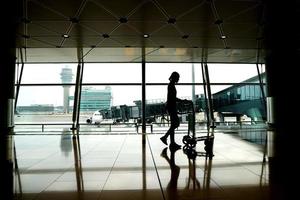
(14, 63, 266, 133)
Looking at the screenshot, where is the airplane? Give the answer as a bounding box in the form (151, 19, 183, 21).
(86, 110, 104, 125)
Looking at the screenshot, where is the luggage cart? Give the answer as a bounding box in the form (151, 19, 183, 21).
(181, 101, 214, 159)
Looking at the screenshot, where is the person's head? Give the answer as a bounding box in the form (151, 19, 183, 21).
(169, 71, 180, 83)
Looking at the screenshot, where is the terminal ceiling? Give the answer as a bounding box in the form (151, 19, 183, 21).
(17, 0, 266, 63)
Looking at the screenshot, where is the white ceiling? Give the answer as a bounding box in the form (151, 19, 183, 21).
(17, 0, 265, 63)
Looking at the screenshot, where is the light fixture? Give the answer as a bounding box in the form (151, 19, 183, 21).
(119, 17, 128, 23)
(143, 34, 149, 38)
(102, 34, 110, 38)
(70, 17, 79, 23)
(215, 19, 223, 25)
(221, 35, 226, 39)
(62, 34, 70, 38)
(167, 18, 176, 24)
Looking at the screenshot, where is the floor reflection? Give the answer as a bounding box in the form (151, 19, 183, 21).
(13, 140, 23, 200)
(60, 130, 72, 157)
(160, 147, 181, 200)
(72, 133, 84, 194)
(181, 150, 213, 199)
(12, 132, 272, 200)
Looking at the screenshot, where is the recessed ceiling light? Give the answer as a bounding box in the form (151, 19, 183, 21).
(102, 34, 110, 38)
(167, 18, 176, 24)
(221, 35, 226, 39)
(119, 17, 128, 23)
(143, 34, 149, 38)
(70, 17, 79, 23)
(215, 19, 223, 25)
(62, 34, 69, 38)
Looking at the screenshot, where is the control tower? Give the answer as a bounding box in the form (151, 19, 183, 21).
(60, 67, 73, 113)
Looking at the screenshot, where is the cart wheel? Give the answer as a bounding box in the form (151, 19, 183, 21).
(182, 135, 191, 144)
(188, 139, 196, 148)
(187, 149, 197, 159)
(183, 145, 190, 153)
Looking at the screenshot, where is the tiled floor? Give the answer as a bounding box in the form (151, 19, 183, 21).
(13, 131, 269, 200)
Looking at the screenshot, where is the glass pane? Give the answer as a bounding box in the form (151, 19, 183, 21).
(21, 64, 77, 84)
(208, 64, 259, 83)
(82, 63, 141, 83)
(146, 85, 207, 134)
(79, 85, 141, 133)
(146, 85, 204, 101)
(15, 86, 76, 132)
(211, 84, 266, 125)
(146, 63, 203, 83)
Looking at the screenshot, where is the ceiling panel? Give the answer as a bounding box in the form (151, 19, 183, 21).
(17, 0, 266, 63)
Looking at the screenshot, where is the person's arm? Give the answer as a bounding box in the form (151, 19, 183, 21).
(176, 97, 182, 102)
(176, 98, 189, 103)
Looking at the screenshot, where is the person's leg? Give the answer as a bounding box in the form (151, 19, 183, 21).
(160, 112, 174, 145)
(169, 114, 181, 149)
(160, 130, 169, 145)
(169, 128, 175, 144)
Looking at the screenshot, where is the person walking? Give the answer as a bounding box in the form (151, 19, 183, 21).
(160, 71, 186, 149)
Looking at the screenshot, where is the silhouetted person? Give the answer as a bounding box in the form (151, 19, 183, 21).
(160, 147, 180, 200)
(160, 71, 187, 149)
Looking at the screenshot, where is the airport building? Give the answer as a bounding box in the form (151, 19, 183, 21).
(79, 87, 112, 111)
(0, 1, 298, 200)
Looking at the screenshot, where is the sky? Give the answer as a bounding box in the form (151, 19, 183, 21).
(17, 63, 264, 106)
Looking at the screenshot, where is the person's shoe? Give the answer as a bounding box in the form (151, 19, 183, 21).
(160, 136, 168, 145)
(169, 143, 181, 150)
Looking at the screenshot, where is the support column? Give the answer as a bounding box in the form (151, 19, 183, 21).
(0, 1, 20, 199)
(142, 47, 146, 144)
(264, 1, 298, 200)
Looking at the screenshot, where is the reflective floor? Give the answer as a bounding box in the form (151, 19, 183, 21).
(13, 132, 269, 200)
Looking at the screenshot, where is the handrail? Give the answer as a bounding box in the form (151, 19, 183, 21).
(14, 120, 267, 133)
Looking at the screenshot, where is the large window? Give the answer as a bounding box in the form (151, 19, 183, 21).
(82, 63, 141, 83)
(209, 64, 266, 129)
(14, 62, 266, 133)
(146, 63, 207, 134)
(14, 64, 77, 132)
